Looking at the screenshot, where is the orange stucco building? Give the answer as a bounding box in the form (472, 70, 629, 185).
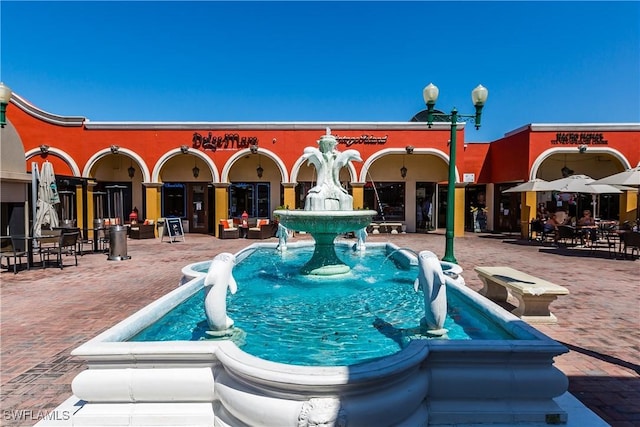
(2, 91, 638, 240)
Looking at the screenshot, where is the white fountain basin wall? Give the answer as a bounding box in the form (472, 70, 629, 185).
(70, 241, 568, 426)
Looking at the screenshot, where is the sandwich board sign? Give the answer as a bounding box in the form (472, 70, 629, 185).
(161, 217, 185, 243)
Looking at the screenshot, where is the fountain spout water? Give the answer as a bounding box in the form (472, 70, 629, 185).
(274, 131, 377, 275)
(354, 227, 367, 252)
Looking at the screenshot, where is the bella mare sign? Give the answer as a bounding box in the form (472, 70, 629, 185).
(550, 132, 608, 146)
(192, 132, 259, 151)
(335, 134, 388, 146)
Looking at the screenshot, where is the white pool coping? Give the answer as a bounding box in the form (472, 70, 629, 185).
(35, 392, 609, 427)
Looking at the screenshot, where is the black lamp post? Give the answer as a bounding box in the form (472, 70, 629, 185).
(422, 83, 488, 264)
(0, 82, 12, 128)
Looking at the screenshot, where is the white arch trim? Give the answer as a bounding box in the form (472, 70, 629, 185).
(530, 147, 631, 180)
(290, 155, 358, 184)
(84, 148, 152, 182)
(25, 147, 81, 177)
(221, 148, 288, 183)
(152, 148, 219, 183)
(359, 147, 458, 183)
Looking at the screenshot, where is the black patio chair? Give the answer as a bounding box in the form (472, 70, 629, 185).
(41, 231, 79, 269)
(0, 236, 30, 274)
(557, 225, 578, 246)
(622, 231, 640, 260)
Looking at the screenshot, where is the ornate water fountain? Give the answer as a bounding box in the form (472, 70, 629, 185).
(274, 129, 377, 275)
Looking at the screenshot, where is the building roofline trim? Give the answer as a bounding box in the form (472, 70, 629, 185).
(504, 123, 640, 137)
(11, 93, 85, 127)
(82, 121, 464, 131)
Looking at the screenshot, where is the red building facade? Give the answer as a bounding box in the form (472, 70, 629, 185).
(2, 92, 638, 239)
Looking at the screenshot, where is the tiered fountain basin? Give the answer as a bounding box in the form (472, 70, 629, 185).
(274, 209, 378, 275)
(70, 241, 568, 426)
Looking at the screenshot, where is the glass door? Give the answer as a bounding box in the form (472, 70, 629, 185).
(189, 183, 208, 233)
(256, 183, 270, 217)
(416, 182, 436, 232)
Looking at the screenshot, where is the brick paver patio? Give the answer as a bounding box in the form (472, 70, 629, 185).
(1, 231, 638, 426)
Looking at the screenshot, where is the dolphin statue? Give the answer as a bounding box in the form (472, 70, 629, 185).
(414, 250, 448, 335)
(204, 252, 237, 334)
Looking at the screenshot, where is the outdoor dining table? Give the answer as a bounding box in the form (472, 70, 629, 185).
(576, 225, 598, 245)
(93, 227, 109, 253)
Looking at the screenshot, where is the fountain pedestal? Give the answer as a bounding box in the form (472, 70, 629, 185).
(274, 210, 376, 276)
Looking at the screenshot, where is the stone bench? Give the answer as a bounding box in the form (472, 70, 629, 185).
(474, 266, 569, 324)
(370, 222, 404, 234)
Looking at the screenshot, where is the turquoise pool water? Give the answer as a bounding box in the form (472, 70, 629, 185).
(130, 246, 515, 366)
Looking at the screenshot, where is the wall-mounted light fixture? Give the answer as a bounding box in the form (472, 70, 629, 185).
(561, 166, 574, 177)
(39, 144, 50, 155)
(110, 145, 120, 154)
(180, 145, 189, 154)
(256, 155, 264, 178)
(127, 160, 135, 179)
(561, 154, 574, 177)
(0, 82, 12, 128)
(400, 164, 408, 179)
(192, 158, 200, 178)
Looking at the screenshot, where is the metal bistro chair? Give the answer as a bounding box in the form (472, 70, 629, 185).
(529, 219, 544, 241)
(76, 228, 94, 255)
(0, 236, 30, 274)
(37, 229, 61, 267)
(622, 231, 640, 260)
(41, 231, 79, 269)
(557, 225, 578, 246)
(600, 229, 622, 258)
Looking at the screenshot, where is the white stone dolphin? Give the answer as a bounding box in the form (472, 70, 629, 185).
(414, 250, 448, 335)
(204, 252, 237, 333)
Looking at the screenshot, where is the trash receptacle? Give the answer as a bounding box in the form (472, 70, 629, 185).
(107, 225, 131, 261)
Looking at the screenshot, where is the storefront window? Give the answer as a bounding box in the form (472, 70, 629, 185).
(465, 185, 488, 232)
(229, 183, 270, 218)
(364, 182, 405, 221)
(162, 183, 185, 218)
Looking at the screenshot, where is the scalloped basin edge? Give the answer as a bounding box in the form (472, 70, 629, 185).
(69, 241, 569, 426)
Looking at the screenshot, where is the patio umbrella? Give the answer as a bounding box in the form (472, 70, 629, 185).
(33, 161, 60, 238)
(591, 164, 640, 188)
(545, 174, 622, 219)
(545, 175, 622, 194)
(502, 179, 552, 193)
(591, 165, 640, 221)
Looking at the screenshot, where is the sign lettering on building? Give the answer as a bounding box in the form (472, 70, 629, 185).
(550, 132, 608, 145)
(335, 134, 388, 146)
(192, 132, 258, 151)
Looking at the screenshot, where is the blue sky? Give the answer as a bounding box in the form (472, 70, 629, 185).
(2, 1, 639, 142)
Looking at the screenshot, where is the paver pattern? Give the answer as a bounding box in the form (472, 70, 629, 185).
(1, 231, 638, 426)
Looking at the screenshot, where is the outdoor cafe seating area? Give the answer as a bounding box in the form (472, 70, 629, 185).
(218, 217, 278, 240)
(529, 217, 640, 259)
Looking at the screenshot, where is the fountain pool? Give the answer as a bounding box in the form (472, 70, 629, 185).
(129, 243, 518, 366)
